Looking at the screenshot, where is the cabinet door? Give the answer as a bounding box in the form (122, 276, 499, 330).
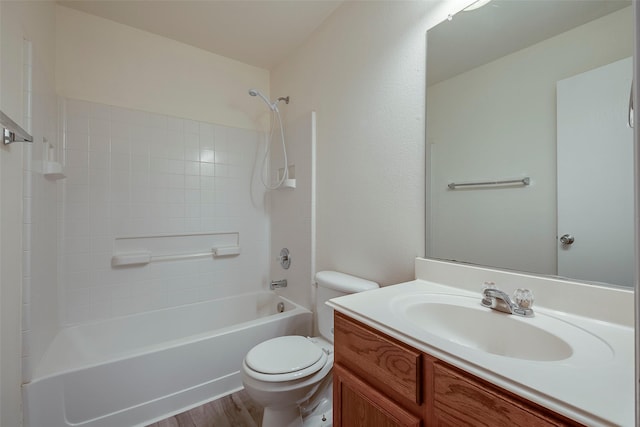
(432, 362, 582, 427)
(334, 364, 422, 427)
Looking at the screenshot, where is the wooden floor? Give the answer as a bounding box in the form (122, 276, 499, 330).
(146, 390, 263, 427)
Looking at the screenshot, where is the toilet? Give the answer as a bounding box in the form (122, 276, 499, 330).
(242, 271, 379, 427)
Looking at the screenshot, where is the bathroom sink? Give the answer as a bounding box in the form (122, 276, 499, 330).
(390, 293, 613, 363)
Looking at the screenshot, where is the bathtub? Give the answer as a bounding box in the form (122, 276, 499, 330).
(23, 291, 312, 427)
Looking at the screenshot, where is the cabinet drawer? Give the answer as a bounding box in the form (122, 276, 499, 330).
(334, 312, 422, 405)
(433, 362, 583, 427)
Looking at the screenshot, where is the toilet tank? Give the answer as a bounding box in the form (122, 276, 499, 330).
(315, 271, 379, 343)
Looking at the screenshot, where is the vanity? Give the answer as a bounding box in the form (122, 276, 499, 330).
(328, 259, 634, 426)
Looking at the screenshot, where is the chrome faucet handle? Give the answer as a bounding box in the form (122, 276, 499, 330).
(513, 288, 534, 309)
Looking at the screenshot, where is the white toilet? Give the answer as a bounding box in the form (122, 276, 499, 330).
(242, 271, 379, 427)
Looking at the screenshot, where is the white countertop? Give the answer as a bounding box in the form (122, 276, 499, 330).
(328, 274, 634, 426)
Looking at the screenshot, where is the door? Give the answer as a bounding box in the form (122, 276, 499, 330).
(556, 57, 634, 287)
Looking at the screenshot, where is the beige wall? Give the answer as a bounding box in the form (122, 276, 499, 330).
(56, 5, 270, 131)
(271, 1, 456, 287)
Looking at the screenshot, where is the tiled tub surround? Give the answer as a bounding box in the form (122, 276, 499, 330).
(59, 98, 270, 325)
(328, 258, 634, 427)
(24, 291, 311, 427)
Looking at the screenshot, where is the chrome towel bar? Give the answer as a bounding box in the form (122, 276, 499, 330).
(448, 177, 530, 190)
(1, 110, 33, 144)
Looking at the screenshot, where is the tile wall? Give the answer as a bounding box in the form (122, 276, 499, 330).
(59, 98, 269, 325)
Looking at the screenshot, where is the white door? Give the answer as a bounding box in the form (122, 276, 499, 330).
(556, 57, 634, 287)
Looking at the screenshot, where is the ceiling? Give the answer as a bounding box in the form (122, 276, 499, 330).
(428, 0, 631, 85)
(57, 0, 343, 70)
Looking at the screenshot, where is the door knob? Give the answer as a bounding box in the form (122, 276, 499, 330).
(559, 234, 575, 245)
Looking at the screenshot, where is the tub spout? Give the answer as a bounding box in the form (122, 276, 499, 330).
(270, 279, 287, 290)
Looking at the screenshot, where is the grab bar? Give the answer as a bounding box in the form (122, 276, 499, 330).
(448, 177, 530, 190)
(1, 110, 33, 144)
(112, 246, 241, 267)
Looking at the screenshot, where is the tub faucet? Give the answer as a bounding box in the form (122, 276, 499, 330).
(270, 279, 287, 290)
(481, 286, 534, 317)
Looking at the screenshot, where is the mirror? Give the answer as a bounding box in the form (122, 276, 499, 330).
(426, 0, 634, 287)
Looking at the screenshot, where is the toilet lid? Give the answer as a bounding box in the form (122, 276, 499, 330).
(245, 336, 323, 375)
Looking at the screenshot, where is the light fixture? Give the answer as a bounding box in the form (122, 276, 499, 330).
(464, 0, 492, 11)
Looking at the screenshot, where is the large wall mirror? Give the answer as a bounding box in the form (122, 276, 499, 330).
(426, 0, 634, 288)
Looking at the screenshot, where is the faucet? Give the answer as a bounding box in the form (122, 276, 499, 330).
(270, 279, 287, 290)
(481, 285, 534, 317)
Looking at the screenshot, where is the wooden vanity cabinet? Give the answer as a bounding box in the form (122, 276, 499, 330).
(333, 312, 585, 427)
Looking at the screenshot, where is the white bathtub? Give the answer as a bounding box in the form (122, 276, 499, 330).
(23, 291, 312, 427)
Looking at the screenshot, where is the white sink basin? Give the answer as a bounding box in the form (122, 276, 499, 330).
(390, 293, 613, 364)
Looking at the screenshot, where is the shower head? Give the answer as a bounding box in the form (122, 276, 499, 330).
(248, 88, 277, 112)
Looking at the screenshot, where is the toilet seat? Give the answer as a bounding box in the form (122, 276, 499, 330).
(244, 336, 329, 382)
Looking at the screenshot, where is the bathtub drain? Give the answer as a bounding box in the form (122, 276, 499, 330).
(277, 302, 285, 313)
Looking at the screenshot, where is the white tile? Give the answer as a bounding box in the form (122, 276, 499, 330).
(131, 140, 150, 157)
(111, 137, 130, 154)
(90, 252, 112, 271)
(111, 153, 130, 171)
(167, 145, 184, 161)
(63, 238, 90, 254)
(200, 149, 214, 163)
(89, 151, 110, 169)
(165, 203, 183, 218)
(64, 217, 90, 238)
(63, 252, 91, 272)
(184, 218, 201, 232)
(89, 118, 110, 137)
(185, 175, 200, 190)
(168, 174, 184, 189)
(168, 159, 184, 175)
(167, 116, 184, 132)
(89, 134, 110, 153)
(200, 176, 215, 189)
(185, 188, 200, 203)
(63, 271, 91, 289)
(89, 102, 111, 120)
(201, 163, 215, 177)
(185, 204, 200, 218)
(67, 116, 89, 135)
(132, 155, 150, 173)
(185, 146, 200, 162)
(111, 106, 138, 124)
(64, 167, 89, 184)
(184, 132, 199, 147)
(65, 304, 92, 325)
(67, 288, 91, 308)
(184, 119, 199, 134)
(166, 188, 184, 203)
(65, 185, 89, 203)
(65, 132, 89, 151)
(199, 122, 215, 137)
(91, 237, 112, 253)
(65, 149, 89, 169)
(150, 157, 169, 173)
(131, 203, 150, 218)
